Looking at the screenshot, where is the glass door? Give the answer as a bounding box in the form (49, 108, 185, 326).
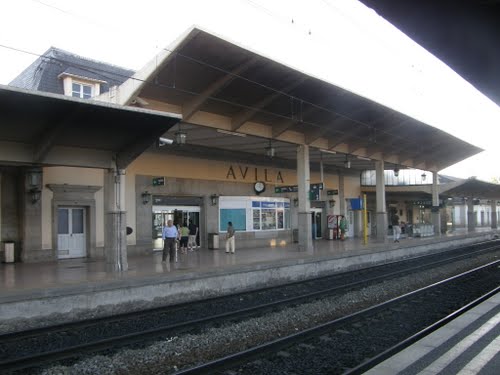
(152, 206, 201, 249)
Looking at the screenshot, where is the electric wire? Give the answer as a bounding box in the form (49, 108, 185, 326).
(0, 1, 438, 156)
(5, 0, 410, 140)
(15, 0, 426, 145)
(0, 41, 420, 153)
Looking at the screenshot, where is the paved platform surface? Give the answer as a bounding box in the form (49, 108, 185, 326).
(366, 292, 500, 375)
(0, 228, 497, 321)
(0, 229, 494, 293)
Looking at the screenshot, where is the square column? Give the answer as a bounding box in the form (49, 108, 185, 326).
(104, 168, 128, 271)
(431, 171, 441, 235)
(467, 197, 475, 232)
(21, 168, 43, 261)
(490, 201, 497, 229)
(339, 174, 345, 215)
(375, 160, 387, 240)
(297, 145, 312, 251)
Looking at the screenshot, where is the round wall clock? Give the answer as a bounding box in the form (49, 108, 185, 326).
(254, 181, 266, 194)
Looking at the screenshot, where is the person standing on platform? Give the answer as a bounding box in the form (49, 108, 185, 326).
(162, 219, 178, 262)
(392, 213, 401, 243)
(179, 221, 189, 254)
(188, 220, 198, 251)
(225, 221, 235, 254)
(339, 215, 347, 241)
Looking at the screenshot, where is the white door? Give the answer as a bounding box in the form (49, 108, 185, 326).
(58, 207, 86, 259)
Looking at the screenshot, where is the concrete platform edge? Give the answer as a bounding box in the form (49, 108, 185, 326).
(0, 232, 495, 322)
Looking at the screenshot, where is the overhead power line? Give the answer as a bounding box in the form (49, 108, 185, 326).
(0, 42, 413, 147)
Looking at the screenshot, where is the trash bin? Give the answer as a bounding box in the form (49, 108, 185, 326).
(327, 229, 334, 240)
(208, 233, 219, 250)
(292, 229, 299, 243)
(3, 242, 14, 263)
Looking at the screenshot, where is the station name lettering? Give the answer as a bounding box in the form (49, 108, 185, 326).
(226, 165, 284, 183)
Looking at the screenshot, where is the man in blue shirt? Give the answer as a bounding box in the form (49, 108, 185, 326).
(162, 219, 178, 262)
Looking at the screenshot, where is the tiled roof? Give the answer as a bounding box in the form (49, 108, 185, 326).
(9, 47, 135, 95)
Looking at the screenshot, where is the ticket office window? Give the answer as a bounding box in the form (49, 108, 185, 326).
(251, 201, 289, 231)
(220, 197, 290, 232)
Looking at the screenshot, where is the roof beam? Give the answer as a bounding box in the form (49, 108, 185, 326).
(183, 57, 258, 121)
(33, 111, 79, 163)
(305, 125, 331, 145)
(231, 77, 306, 131)
(272, 118, 299, 138)
(272, 98, 333, 138)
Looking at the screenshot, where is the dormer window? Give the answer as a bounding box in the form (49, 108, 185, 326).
(58, 69, 106, 99)
(72, 82, 92, 99)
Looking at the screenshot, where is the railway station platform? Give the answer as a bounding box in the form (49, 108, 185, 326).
(366, 291, 500, 375)
(0, 228, 497, 324)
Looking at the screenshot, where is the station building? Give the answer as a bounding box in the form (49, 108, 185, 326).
(1, 27, 485, 269)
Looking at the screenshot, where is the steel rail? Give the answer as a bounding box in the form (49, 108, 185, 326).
(0, 244, 498, 372)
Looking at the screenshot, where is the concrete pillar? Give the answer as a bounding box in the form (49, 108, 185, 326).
(339, 173, 345, 215)
(21, 168, 43, 261)
(297, 145, 312, 251)
(104, 168, 128, 271)
(459, 204, 467, 227)
(319, 154, 324, 201)
(431, 171, 441, 235)
(375, 160, 387, 240)
(467, 198, 475, 232)
(490, 200, 497, 229)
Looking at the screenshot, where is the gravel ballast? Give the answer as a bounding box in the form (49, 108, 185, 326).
(30, 251, 498, 374)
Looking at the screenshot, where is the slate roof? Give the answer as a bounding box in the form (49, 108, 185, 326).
(9, 47, 135, 95)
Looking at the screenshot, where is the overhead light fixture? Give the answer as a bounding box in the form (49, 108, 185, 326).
(421, 172, 427, 181)
(158, 137, 174, 146)
(344, 155, 351, 169)
(357, 156, 371, 161)
(217, 129, 247, 137)
(174, 123, 187, 145)
(320, 149, 336, 154)
(394, 166, 400, 177)
(265, 140, 275, 158)
(175, 130, 187, 145)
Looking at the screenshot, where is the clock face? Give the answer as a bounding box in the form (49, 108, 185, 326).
(254, 181, 266, 194)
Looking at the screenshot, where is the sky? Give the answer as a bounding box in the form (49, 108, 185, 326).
(1, 0, 500, 181)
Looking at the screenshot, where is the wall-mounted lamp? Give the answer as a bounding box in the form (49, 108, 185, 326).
(394, 166, 400, 177)
(210, 194, 218, 206)
(421, 172, 427, 181)
(30, 187, 41, 204)
(328, 199, 336, 208)
(141, 191, 151, 205)
(293, 198, 299, 207)
(28, 169, 42, 204)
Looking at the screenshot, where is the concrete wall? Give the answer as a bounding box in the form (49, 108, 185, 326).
(0, 153, 361, 261)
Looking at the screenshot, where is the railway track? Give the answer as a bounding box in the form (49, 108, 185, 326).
(0, 241, 499, 373)
(177, 262, 500, 374)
